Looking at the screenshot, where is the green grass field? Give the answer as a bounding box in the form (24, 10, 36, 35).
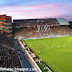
(25, 36, 72, 72)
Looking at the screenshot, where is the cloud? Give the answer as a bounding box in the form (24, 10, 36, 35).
(0, 3, 72, 21)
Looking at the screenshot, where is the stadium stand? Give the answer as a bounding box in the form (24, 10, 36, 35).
(13, 18, 59, 27)
(0, 34, 20, 68)
(13, 18, 72, 39)
(0, 34, 14, 47)
(51, 26, 72, 35)
(14, 26, 72, 39)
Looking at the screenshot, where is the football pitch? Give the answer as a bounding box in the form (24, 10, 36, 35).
(25, 36, 72, 72)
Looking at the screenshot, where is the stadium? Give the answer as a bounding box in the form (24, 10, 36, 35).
(0, 15, 72, 72)
(13, 18, 72, 72)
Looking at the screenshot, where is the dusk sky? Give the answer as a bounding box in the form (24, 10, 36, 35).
(0, 0, 72, 21)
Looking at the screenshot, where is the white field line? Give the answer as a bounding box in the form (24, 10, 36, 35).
(40, 53, 62, 72)
(30, 42, 62, 72)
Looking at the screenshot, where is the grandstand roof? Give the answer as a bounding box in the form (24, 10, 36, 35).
(56, 18, 70, 25)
